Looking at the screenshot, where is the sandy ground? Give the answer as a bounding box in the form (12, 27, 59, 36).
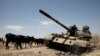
(0, 47, 57, 56)
(0, 43, 100, 56)
(0, 43, 69, 56)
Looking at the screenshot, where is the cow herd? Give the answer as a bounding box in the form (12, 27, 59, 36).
(5, 33, 45, 50)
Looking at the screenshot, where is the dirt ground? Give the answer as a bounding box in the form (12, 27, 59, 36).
(0, 43, 100, 56)
(0, 43, 71, 56)
(0, 47, 57, 56)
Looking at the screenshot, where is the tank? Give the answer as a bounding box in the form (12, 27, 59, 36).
(39, 9, 92, 54)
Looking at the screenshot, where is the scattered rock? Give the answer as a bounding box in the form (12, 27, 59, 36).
(38, 51, 41, 53)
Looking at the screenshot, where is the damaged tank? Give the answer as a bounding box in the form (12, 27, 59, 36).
(39, 9, 92, 54)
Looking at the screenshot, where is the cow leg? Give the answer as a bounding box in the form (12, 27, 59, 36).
(14, 43, 17, 49)
(30, 42, 33, 48)
(16, 42, 22, 49)
(25, 43, 27, 48)
(28, 42, 31, 48)
(15, 42, 19, 49)
(37, 43, 40, 47)
(6, 41, 9, 50)
(16, 43, 18, 49)
(34, 42, 37, 47)
(35, 43, 37, 47)
(30, 43, 31, 48)
(19, 43, 22, 49)
(39, 42, 42, 47)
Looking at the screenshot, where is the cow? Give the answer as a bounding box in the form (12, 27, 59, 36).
(5, 33, 35, 49)
(33, 38, 45, 47)
(23, 36, 35, 48)
(5, 33, 23, 49)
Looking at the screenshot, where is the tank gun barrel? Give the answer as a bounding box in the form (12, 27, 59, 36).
(39, 9, 71, 32)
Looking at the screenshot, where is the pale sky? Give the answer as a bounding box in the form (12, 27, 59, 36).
(0, 0, 100, 38)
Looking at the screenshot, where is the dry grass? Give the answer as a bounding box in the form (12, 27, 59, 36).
(82, 34, 100, 56)
(89, 35, 100, 49)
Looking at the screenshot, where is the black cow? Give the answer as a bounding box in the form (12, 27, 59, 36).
(5, 33, 35, 49)
(5, 33, 24, 49)
(23, 36, 35, 48)
(33, 38, 45, 47)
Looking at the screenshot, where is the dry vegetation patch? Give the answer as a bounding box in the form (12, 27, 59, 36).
(82, 34, 100, 56)
(89, 35, 100, 49)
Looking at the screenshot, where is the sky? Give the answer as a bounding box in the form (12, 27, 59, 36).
(0, 0, 100, 38)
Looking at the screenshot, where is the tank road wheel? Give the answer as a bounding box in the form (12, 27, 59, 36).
(85, 42, 92, 53)
(72, 44, 80, 55)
